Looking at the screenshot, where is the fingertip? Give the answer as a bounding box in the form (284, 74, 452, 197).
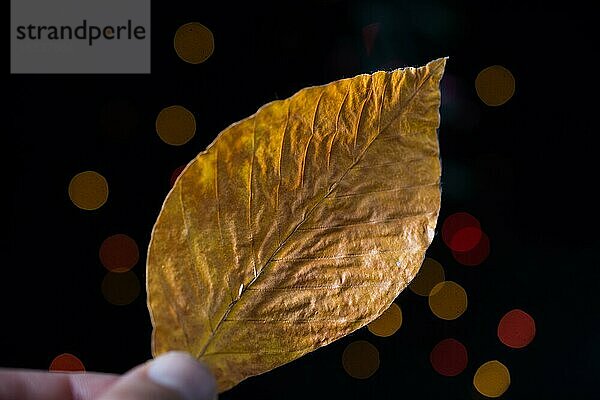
(147, 351, 217, 400)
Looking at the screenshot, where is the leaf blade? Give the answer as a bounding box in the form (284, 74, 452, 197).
(147, 58, 446, 391)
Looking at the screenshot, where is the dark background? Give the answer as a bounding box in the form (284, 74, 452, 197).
(5, 0, 598, 398)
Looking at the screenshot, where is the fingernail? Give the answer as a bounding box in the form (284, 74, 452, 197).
(147, 351, 217, 400)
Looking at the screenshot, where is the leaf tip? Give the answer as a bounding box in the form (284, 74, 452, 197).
(425, 57, 448, 81)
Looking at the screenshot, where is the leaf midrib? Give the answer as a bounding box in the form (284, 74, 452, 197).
(197, 65, 439, 358)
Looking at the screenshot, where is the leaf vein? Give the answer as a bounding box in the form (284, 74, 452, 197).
(272, 249, 395, 262)
(326, 83, 350, 171)
(214, 149, 224, 243)
(202, 347, 311, 357)
(297, 209, 437, 230)
(351, 154, 437, 171)
(247, 283, 391, 291)
(352, 78, 373, 161)
(330, 181, 439, 199)
(275, 103, 290, 246)
(223, 317, 371, 323)
(300, 89, 325, 187)
(248, 118, 257, 285)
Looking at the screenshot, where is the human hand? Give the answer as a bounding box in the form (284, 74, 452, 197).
(0, 351, 216, 400)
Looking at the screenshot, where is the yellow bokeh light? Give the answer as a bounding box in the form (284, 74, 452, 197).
(101, 271, 140, 306)
(342, 340, 379, 379)
(473, 360, 511, 398)
(428, 281, 467, 320)
(475, 65, 515, 106)
(174, 22, 214, 64)
(68, 171, 108, 210)
(156, 105, 196, 146)
(409, 257, 445, 296)
(368, 302, 402, 337)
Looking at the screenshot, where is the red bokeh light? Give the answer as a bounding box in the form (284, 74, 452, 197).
(498, 309, 536, 349)
(449, 226, 482, 252)
(99, 234, 139, 272)
(442, 212, 481, 252)
(430, 338, 468, 377)
(49, 353, 85, 372)
(452, 231, 490, 266)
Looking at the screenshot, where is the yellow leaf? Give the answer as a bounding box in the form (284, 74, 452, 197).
(147, 58, 446, 392)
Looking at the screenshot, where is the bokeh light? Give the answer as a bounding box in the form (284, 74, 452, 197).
(99, 234, 139, 273)
(475, 65, 515, 106)
(430, 338, 468, 377)
(101, 271, 140, 305)
(155, 105, 196, 146)
(429, 281, 468, 320)
(68, 171, 108, 210)
(170, 164, 186, 188)
(442, 212, 481, 252)
(452, 232, 490, 266)
(473, 360, 510, 398)
(498, 309, 536, 349)
(409, 257, 445, 296)
(342, 340, 380, 379)
(449, 226, 482, 252)
(174, 22, 214, 64)
(49, 353, 85, 372)
(368, 302, 402, 337)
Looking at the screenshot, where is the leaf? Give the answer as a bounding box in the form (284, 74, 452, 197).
(147, 58, 446, 392)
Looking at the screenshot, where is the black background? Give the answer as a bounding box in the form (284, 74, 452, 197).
(5, 0, 598, 398)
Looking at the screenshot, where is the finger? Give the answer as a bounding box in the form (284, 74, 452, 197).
(97, 351, 217, 400)
(0, 369, 118, 400)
